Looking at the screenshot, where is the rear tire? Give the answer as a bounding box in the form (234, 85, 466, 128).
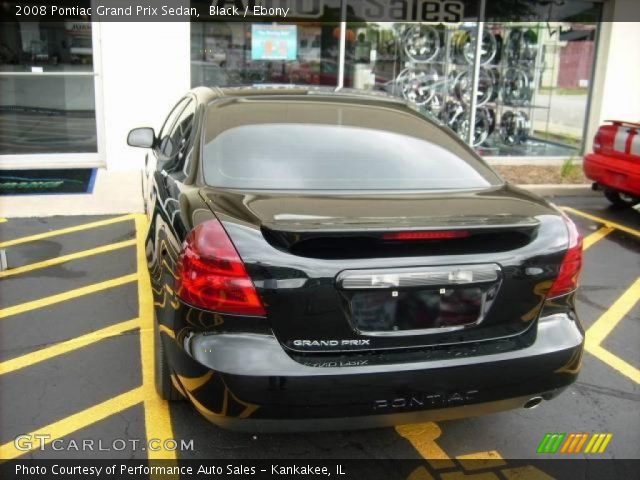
(154, 318, 184, 401)
(604, 189, 640, 208)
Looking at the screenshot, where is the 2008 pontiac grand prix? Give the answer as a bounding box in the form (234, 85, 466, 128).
(127, 86, 584, 431)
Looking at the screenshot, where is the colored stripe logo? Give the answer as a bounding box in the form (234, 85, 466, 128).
(537, 433, 613, 454)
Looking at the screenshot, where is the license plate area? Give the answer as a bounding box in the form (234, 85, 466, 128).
(337, 264, 501, 336)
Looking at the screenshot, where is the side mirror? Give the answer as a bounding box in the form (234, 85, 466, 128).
(127, 127, 155, 148)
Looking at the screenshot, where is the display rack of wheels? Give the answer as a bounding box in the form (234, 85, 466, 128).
(480, 23, 544, 155)
(388, 23, 547, 153)
(388, 24, 477, 145)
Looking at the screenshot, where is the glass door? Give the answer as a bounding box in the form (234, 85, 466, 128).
(0, 16, 100, 165)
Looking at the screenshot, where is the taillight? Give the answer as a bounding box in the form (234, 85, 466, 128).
(593, 130, 602, 152)
(175, 219, 266, 316)
(547, 214, 583, 299)
(383, 230, 470, 241)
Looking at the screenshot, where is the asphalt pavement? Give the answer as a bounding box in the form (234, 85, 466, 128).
(0, 195, 638, 479)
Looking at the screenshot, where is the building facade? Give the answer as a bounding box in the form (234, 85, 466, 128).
(0, 0, 639, 214)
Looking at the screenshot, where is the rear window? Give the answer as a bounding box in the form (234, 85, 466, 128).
(202, 99, 501, 191)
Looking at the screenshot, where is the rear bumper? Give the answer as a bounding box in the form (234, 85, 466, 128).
(191, 392, 565, 432)
(167, 314, 584, 432)
(584, 153, 640, 196)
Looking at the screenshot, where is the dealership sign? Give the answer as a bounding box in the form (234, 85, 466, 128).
(210, 0, 465, 22)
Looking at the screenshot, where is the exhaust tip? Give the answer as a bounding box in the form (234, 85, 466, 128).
(523, 397, 543, 409)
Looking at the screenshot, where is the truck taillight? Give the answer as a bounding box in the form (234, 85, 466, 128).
(547, 214, 583, 299)
(176, 219, 266, 316)
(593, 130, 603, 153)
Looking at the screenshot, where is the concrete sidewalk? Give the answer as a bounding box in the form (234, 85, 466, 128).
(0, 170, 144, 218)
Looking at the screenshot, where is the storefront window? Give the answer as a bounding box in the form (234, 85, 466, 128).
(0, 75, 97, 155)
(0, 21, 93, 72)
(472, 21, 599, 157)
(0, 16, 97, 155)
(345, 19, 600, 157)
(191, 21, 342, 87)
(529, 24, 598, 156)
(190, 0, 602, 158)
(343, 23, 481, 147)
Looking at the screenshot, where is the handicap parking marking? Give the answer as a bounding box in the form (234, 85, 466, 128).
(0, 318, 140, 375)
(0, 273, 138, 320)
(396, 423, 455, 468)
(0, 388, 144, 461)
(0, 214, 136, 249)
(0, 244, 138, 310)
(0, 328, 142, 448)
(0, 283, 139, 364)
(0, 214, 177, 464)
(0, 239, 136, 279)
(397, 422, 558, 479)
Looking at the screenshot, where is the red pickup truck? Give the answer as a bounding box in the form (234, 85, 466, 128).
(584, 120, 640, 207)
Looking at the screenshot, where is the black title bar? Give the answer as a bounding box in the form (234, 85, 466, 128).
(2, 459, 640, 480)
(0, 1, 623, 23)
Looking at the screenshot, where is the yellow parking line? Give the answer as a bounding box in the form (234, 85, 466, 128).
(0, 214, 136, 249)
(582, 226, 615, 251)
(0, 387, 144, 460)
(586, 278, 640, 346)
(0, 218, 6, 223)
(0, 239, 136, 279)
(0, 318, 140, 375)
(134, 214, 177, 462)
(587, 345, 640, 384)
(563, 207, 640, 384)
(396, 422, 455, 469)
(585, 277, 640, 384)
(561, 206, 640, 238)
(0, 273, 138, 320)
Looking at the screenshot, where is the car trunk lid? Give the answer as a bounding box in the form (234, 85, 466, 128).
(200, 186, 568, 352)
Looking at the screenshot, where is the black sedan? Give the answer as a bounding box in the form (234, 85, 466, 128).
(127, 86, 584, 431)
